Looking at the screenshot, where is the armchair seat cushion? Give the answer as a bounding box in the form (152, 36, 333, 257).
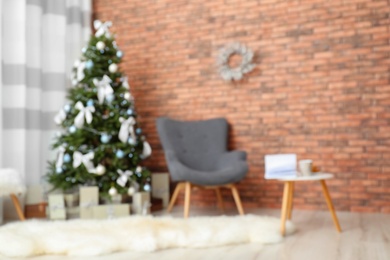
(170, 158, 248, 186)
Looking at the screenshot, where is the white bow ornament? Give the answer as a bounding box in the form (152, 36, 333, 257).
(74, 101, 95, 128)
(121, 77, 130, 89)
(76, 61, 86, 82)
(73, 151, 95, 173)
(55, 146, 66, 168)
(118, 117, 136, 143)
(116, 170, 133, 187)
(94, 20, 112, 38)
(142, 141, 152, 158)
(93, 75, 113, 104)
(54, 109, 67, 125)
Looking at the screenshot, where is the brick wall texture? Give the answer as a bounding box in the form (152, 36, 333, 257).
(94, 0, 390, 213)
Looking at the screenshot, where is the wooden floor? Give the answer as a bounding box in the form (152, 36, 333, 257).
(23, 207, 390, 260)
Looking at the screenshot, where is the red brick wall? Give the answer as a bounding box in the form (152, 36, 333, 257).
(94, 0, 390, 213)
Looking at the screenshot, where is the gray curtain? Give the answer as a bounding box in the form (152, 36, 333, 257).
(0, 0, 91, 185)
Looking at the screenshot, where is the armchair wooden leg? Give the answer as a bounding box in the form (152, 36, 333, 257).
(10, 193, 25, 221)
(184, 182, 191, 218)
(230, 185, 244, 215)
(215, 188, 225, 212)
(167, 182, 184, 213)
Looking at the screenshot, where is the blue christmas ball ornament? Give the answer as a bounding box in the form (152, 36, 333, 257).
(100, 134, 111, 144)
(108, 59, 112, 64)
(82, 47, 87, 53)
(63, 153, 71, 163)
(85, 60, 94, 69)
(128, 153, 133, 158)
(126, 109, 133, 115)
(100, 50, 104, 54)
(86, 99, 94, 107)
(64, 104, 71, 113)
(69, 125, 77, 133)
(116, 149, 125, 158)
(143, 184, 151, 192)
(116, 51, 123, 58)
(106, 94, 115, 103)
(56, 167, 63, 174)
(128, 137, 136, 145)
(136, 128, 142, 134)
(121, 100, 128, 106)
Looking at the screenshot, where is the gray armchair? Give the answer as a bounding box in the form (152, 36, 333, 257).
(156, 117, 248, 217)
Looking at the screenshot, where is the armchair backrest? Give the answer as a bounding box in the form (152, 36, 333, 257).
(157, 117, 228, 171)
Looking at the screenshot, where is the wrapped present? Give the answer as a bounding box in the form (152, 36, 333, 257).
(25, 185, 45, 205)
(131, 191, 151, 215)
(48, 194, 66, 220)
(152, 173, 170, 208)
(66, 207, 80, 219)
(0, 196, 3, 225)
(151, 197, 163, 212)
(79, 187, 99, 219)
(64, 192, 79, 207)
(25, 202, 47, 219)
(92, 204, 130, 219)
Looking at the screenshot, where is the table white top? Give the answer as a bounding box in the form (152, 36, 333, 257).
(266, 173, 334, 181)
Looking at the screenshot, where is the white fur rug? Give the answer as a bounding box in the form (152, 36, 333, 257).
(0, 215, 294, 257)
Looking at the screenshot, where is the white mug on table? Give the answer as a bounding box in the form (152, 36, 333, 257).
(299, 159, 312, 176)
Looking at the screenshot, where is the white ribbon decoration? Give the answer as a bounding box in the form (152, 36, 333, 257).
(142, 201, 152, 216)
(94, 20, 112, 38)
(142, 141, 152, 158)
(54, 109, 66, 125)
(107, 205, 115, 219)
(80, 200, 97, 208)
(55, 146, 66, 168)
(118, 117, 136, 143)
(116, 170, 133, 187)
(76, 61, 86, 82)
(74, 101, 95, 128)
(121, 77, 130, 89)
(93, 75, 113, 104)
(73, 151, 95, 173)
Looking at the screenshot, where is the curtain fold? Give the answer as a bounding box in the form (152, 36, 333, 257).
(0, 0, 91, 186)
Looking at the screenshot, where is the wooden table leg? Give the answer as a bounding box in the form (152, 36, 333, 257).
(184, 182, 191, 218)
(10, 193, 25, 221)
(287, 182, 294, 220)
(320, 180, 342, 232)
(280, 181, 292, 236)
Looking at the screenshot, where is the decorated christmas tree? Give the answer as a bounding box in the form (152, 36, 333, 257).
(47, 20, 152, 198)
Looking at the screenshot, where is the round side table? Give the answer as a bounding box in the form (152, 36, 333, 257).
(270, 173, 342, 236)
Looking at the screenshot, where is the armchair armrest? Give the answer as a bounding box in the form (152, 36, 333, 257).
(217, 151, 247, 169)
(220, 151, 247, 161)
